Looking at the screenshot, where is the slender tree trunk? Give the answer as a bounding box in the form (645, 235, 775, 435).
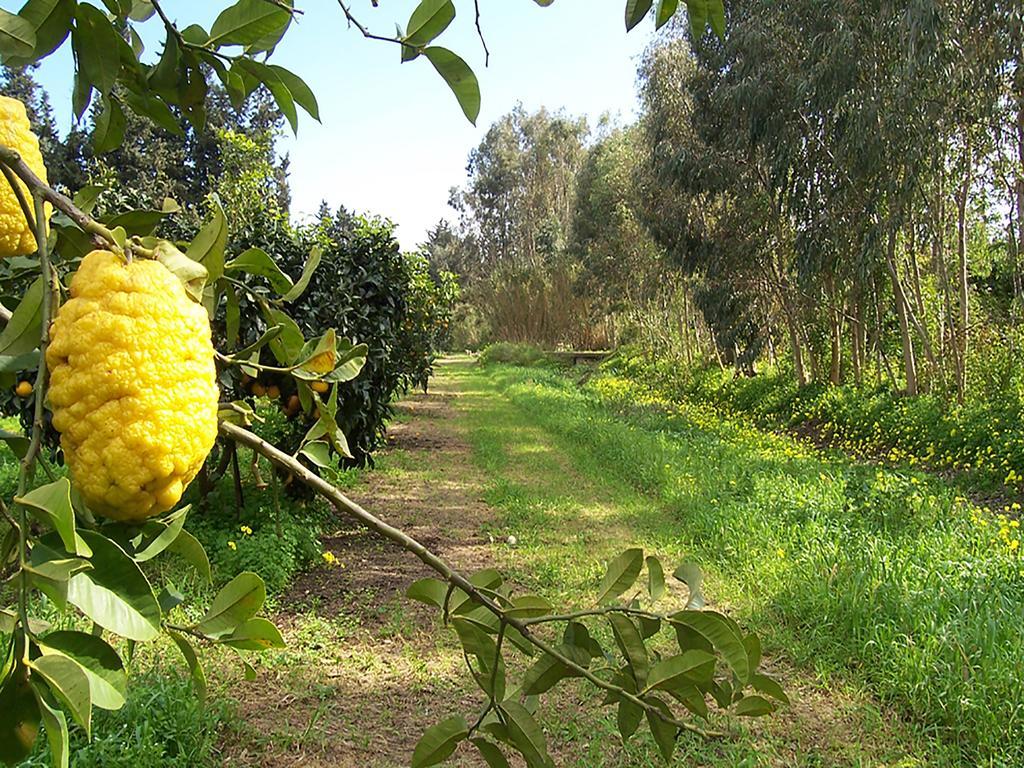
(955, 141, 973, 402)
(826, 275, 842, 385)
(851, 284, 864, 386)
(886, 228, 918, 395)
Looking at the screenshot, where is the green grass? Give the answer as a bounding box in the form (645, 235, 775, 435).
(458, 361, 1023, 767)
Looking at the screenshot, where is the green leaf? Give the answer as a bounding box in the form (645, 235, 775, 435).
(154, 239, 208, 303)
(0, 277, 43, 358)
(72, 3, 121, 94)
(504, 594, 552, 619)
(196, 571, 266, 638)
(706, 0, 725, 38)
(29, 653, 91, 735)
(562, 621, 603, 659)
(596, 548, 643, 605)
(743, 632, 761, 672)
(131, 506, 189, 562)
(520, 644, 589, 695)
(643, 695, 677, 763)
(686, 0, 708, 38)
(225, 247, 294, 294)
(750, 672, 789, 705)
(280, 246, 322, 302)
(0, 666, 40, 765)
(225, 284, 240, 346)
(167, 630, 206, 700)
(672, 562, 704, 610)
(235, 58, 298, 132)
(186, 198, 227, 283)
(167, 529, 211, 583)
(209, 0, 290, 48)
(218, 617, 285, 651)
(298, 440, 332, 468)
(12, 0, 73, 63)
(470, 737, 510, 768)
(617, 698, 643, 741)
(669, 610, 749, 683)
(38, 631, 126, 711)
(655, 0, 678, 28)
(91, 93, 123, 153)
(268, 65, 319, 121)
(451, 617, 504, 699)
(403, 0, 455, 56)
(646, 555, 665, 601)
(67, 530, 162, 641)
(422, 46, 480, 125)
(16, 477, 89, 556)
(624, 0, 654, 31)
(496, 701, 552, 768)
(734, 694, 774, 717)
(0, 7, 37, 60)
(322, 339, 367, 384)
(411, 715, 469, 768)
(29, 681, 68, 768)
(608, 613, 649, 686)
(407, 577, 448, 609)
(263, 306, 305, 364)
(644, 649, 716, 693)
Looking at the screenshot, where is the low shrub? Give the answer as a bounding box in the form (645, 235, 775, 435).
(478, 342, 549, 367)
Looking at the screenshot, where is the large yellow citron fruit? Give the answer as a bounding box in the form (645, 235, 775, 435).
(0, 96, 50, 258)
(46, 250, 220, 522)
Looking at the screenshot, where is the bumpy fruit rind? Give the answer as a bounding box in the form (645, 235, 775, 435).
(46, 250, 219, 522)
(0, 96, 50, 258)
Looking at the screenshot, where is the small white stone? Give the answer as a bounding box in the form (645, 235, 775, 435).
(506, 535, 518, 546)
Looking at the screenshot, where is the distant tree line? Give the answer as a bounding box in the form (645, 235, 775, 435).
(430, 0, 1022, 405)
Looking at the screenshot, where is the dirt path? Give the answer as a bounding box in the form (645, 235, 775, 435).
(219, 359, 935, 768)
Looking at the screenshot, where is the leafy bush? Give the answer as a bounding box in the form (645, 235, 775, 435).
(185, 468, 327, 594)
(478, 341, 549, 367)
(19, 671, 229, 768)
(603, 348, 1024, 493)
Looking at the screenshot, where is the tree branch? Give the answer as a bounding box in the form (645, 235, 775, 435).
(0, 145, 117, 250)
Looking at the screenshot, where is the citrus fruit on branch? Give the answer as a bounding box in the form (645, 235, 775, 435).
(0, 96, 50, 258)
(45, 250, 219, 522)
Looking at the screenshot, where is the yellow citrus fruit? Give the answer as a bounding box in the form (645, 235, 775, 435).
(311, 380, 329, 394)
(45, 250, 219, 522)
(0, 96, 51, 258)
(14, 380, 32, 397)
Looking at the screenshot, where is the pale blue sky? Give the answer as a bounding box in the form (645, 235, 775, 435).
(2, 1, 654, 248)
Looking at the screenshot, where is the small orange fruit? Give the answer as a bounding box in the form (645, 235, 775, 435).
(267, 385, 281, 400)
(311, 381, 329, 394)
(14, 380, 32, 397)
(251, 383, 266, 398)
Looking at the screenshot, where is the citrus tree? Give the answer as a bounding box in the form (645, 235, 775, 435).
(0, 2, 786, 767)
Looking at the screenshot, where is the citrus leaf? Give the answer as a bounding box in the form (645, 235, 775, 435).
(596, 548, 643, 605)
(470, 737, 510, 768)
(411, 715, 469, 768)
(167, 529, 211, 583)
(608, 613, 649, 686)
(644, 649, 716, 693)
(734, 694, 775, 717)
(646, 555, 665, 601)
(225, 247, 294, 294)
(29, 681, 68, 768)
(0, 7, 37, 60)
(38, 632, 126, 711)
(167, 630, 206, 700)
(280, 246, 322, 302)
(672, 562, 704, 610)
(16, 477, 89, 556)
(422, 46, 480, 125)
(0, 667, 40, 765)
(218, 617, 285, 650)
(67, 530, 162, 641)
(29, 653, 91, 736)
(0, 277, 43, 358)
(196, 571, 266, 638)
(669, 610, 749, 683)
(625, 0, 654, 30)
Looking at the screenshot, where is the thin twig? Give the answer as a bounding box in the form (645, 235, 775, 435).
(473, 0, 490, 66)
(0, 164, 36, 235)
(336, 1, 405, 45)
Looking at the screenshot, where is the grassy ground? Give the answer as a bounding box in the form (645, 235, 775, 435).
(215, 357, 962, 767)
